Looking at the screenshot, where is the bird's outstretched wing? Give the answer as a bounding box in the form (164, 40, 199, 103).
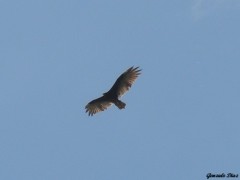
(85, 96, 112, 116)
(108, 66, 141, 98)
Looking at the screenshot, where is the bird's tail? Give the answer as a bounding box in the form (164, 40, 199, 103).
(114, 100, 126, 109)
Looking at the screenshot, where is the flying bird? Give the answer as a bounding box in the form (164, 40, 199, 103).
(85, 66, 141, 116)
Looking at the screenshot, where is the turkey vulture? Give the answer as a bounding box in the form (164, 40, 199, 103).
(85, 66, 141, 116)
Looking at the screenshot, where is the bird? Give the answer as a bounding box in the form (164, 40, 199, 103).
(85, 66, 141, 116)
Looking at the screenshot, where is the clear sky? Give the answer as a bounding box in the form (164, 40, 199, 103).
(1, 0, 240, 180)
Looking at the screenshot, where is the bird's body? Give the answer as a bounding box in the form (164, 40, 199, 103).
(85, 66, 141, 116)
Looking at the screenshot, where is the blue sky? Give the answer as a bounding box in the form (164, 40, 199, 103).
(1, 0, 240, 179)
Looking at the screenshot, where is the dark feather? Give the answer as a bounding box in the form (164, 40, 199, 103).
(107, 66, 141, 98)
(85, 96, 112, 116)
